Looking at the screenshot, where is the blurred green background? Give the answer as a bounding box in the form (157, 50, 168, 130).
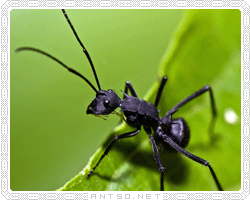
(10, 9, 186, 191)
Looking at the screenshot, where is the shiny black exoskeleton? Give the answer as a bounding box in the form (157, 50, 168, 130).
(87, 88, 160, 129)
(15, 9, 223, 191)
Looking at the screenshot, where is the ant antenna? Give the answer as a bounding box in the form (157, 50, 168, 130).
(15, 47, 98, 93)
(62, 9, 101, 91)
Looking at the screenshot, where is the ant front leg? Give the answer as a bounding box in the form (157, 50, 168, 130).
(87, 127, 141, 178)
(161, 134, 223, 191)
(154, 76, 168, 108)
(117, 81, 139, 124)
(123, 81, 138, 99)
(144, 127, 165, 191)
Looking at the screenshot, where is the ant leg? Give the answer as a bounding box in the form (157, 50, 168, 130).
(123, 81, 138, 99)
(154, 76, 168, 108)
(118, 81, 139, 124)
(161, 134, 223, 191)
(168, 85, 216, 117)
(144, 127, 165, 191)
(168, 86, 217, 137)
(87, 127, 141, 178)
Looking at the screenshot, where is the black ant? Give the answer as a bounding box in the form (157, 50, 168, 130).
(16, 9, 223, 191)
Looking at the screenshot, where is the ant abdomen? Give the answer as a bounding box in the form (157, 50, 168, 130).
(157, 117, 190, 150)
(169, 118, 190, 148)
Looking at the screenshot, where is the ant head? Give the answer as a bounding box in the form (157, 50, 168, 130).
(16, 10, 121, 118)
(87, 89, 121, 115)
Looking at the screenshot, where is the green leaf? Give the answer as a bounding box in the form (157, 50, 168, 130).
(58, 9, 241, 191)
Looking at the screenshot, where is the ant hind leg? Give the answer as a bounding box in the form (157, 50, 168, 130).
(168, 85, 217, 141)
(162, 134, 223, 191)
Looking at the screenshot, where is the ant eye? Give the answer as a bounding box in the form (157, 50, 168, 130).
(103, 100, 110, 107)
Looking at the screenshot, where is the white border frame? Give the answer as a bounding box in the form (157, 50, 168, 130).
(1, 0, 247, 199)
